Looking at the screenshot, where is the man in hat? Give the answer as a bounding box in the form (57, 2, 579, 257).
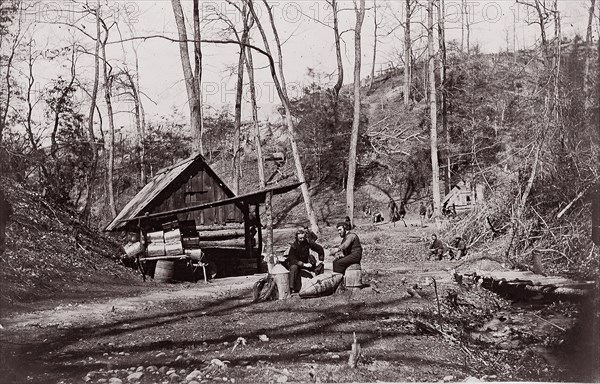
(285, 228, 325, 293)
(329, 221, 363, 274)
(449, 236, 467, 260)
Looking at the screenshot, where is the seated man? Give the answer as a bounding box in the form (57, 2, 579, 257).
(448, 236, 467, 260)
(428, 234, 444, 261)
(329, 221, 363, 274)
(285, 228, 325, 293)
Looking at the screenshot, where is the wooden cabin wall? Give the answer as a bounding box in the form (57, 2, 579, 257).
(151, 164, 243, 226)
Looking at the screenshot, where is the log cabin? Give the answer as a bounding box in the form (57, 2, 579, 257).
(105, 153, 300, 281)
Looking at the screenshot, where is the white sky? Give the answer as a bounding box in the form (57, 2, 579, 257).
(8, 0, 597, 135)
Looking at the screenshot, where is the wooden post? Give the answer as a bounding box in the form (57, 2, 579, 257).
(243, 204, 252, 260)
(255, 204, 263, 270)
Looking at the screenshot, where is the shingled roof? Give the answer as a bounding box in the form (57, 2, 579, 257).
(105, 153, 235, 232)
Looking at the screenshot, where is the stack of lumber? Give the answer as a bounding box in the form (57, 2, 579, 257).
(163, 220, 183, 256)
(146, 230, 166, 256)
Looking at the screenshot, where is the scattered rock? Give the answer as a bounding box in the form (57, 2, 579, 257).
(158, 366, 169, 373)
(166, 369, 176, 375)
(211, 358, 227, 368)
(127, 372, 144, 382)
(258, 334, 269, 342)
(186, 369, 202, 381)
(175, 355, 184, 361)
(135, 366, 144, 372)
(108, 378, 122, 384)
(146, 366, 158, 372)
(155, 352, 167, 358)
(277, 376, 288, 383)
(168, 373, 180, 382)
(189, 381, 201, 384)
(443, 375, 455, 382)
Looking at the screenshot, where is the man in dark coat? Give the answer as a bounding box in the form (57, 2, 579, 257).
(329, 222, 363, 274)
(285, 228, 325, 293)
(428, 234, 444, 261)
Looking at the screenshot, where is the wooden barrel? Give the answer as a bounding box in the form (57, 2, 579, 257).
(344, 264, 362, 288)
(155, 260, 175, 282)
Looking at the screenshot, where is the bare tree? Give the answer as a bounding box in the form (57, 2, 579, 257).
(428, 0, 441, 218)
(403, 0, 413, 104)
(437, 0, 450, 194)
(583, 0, 596, 112)
(100, 17, 117, 218)
(171, 0, 203, 152)
(345, 0, 366, 226)
(0, 0, 24, 145)
(369, 0, 378, 91)
(246, 0, 319, 235)
(81, 0, 102, 223)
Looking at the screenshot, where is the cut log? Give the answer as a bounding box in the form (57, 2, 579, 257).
(196, 223, 244, 232)
(197, 228, 245, 240)
(198, 238, 246, 248)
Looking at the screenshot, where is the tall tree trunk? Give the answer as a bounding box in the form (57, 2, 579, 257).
(346, 0, 366, 226)
(125, 69, 146, 187)
(460, 0, 465, 53)
(428, 0, 441, 218)
(464, 0, 470, 56)
(232, 4, 250, 195)
(82, 1, 101, 223)
(583, 0, 596, 112)
(101, 23, 117, 218)
(369, 0, 377, 91)
(331, 0, 344, 180)
(403, 0, 412, 104)
(437, 0, 450, 195)
(193, 0, 204, 155)
(171, 0, 202, 152)
(0, 2, 23, 145)
(248, 0, 319, 235)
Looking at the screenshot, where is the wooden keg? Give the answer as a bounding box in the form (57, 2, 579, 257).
(344, 264, 362, 288)
(154, 260, 175, 283)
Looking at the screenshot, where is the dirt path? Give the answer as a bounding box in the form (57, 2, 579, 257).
(1, 275, 264, 330)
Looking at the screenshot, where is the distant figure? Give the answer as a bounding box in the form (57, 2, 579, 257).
(398, 202, 407, 227)
(449, 236, 467, 260)
(428, 234, 444, 261)
(329, 221, 363, 275)
(419, 202, 427, 227)
(372, 211, 384, 223)
(285, 228, 325, 293)
(452, 203, 457, 217)
(0, 188, 13, 255)
(388, 200, 399, 226)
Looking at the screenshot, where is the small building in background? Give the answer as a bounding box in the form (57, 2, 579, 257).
(442, 181, 484, 213)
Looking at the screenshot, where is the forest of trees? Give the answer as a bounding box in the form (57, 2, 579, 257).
(0, 0, 598, 276)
